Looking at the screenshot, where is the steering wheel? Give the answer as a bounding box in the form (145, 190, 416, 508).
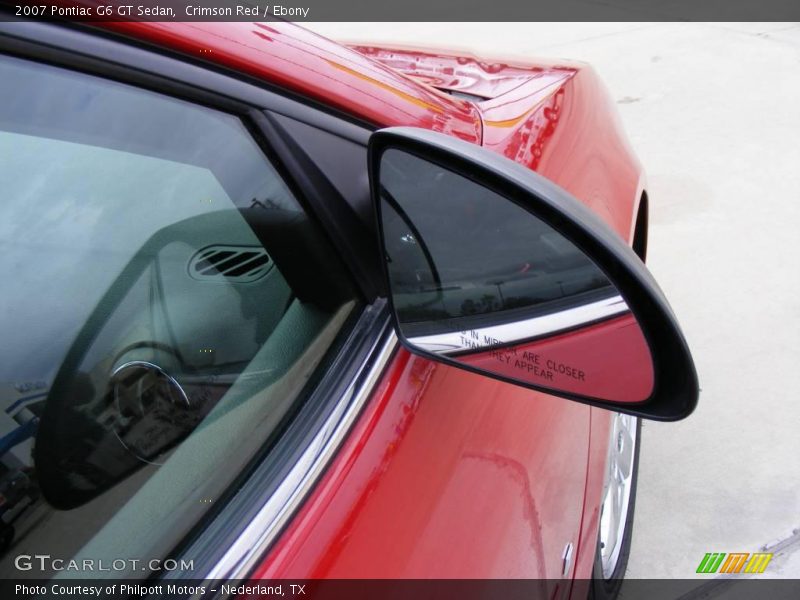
(34, 233, 197, 510)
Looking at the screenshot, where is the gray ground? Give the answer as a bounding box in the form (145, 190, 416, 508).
(306, 22, 800, 579)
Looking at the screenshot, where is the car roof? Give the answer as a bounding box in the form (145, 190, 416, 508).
(102, 20, 482, 142)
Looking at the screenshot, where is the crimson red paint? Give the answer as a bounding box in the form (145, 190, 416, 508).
(97, 22, 646, 581)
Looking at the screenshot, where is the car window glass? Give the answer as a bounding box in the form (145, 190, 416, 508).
(0, 54, 357, 578)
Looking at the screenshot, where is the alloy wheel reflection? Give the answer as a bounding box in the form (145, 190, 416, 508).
(599, 412, 637, 579)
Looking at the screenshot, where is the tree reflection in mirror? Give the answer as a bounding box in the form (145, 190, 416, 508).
(378, 149, 654, 403)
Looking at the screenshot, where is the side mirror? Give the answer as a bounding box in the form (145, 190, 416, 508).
(370, 127, 698, 420)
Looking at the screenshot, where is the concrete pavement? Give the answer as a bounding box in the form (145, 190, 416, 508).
(306, 22, 800, 579)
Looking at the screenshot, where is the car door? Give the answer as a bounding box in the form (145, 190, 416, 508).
(1, 20, 590, 590)
(258, 357, 590, 583)
(255, 147, 592, 581)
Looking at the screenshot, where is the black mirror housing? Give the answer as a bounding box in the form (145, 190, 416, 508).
(369, 127, 698, 421)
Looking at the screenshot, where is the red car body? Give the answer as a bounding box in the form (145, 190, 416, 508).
(99, 20, 646, 584)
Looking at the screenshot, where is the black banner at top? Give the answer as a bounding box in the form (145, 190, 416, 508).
(3, 0, 800, 22)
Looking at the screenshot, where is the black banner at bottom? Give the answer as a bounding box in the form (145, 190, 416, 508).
(3, 579, 800, 600)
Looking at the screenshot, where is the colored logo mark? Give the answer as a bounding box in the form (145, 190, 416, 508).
(696, 552, 773, 574)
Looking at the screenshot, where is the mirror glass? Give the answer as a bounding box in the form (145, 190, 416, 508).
(378, 149, 654, 403)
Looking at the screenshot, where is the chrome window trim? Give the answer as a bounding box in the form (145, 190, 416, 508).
(197, 326, 398, 583)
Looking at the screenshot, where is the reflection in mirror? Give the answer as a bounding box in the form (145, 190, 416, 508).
(379, 149, 654, 403)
